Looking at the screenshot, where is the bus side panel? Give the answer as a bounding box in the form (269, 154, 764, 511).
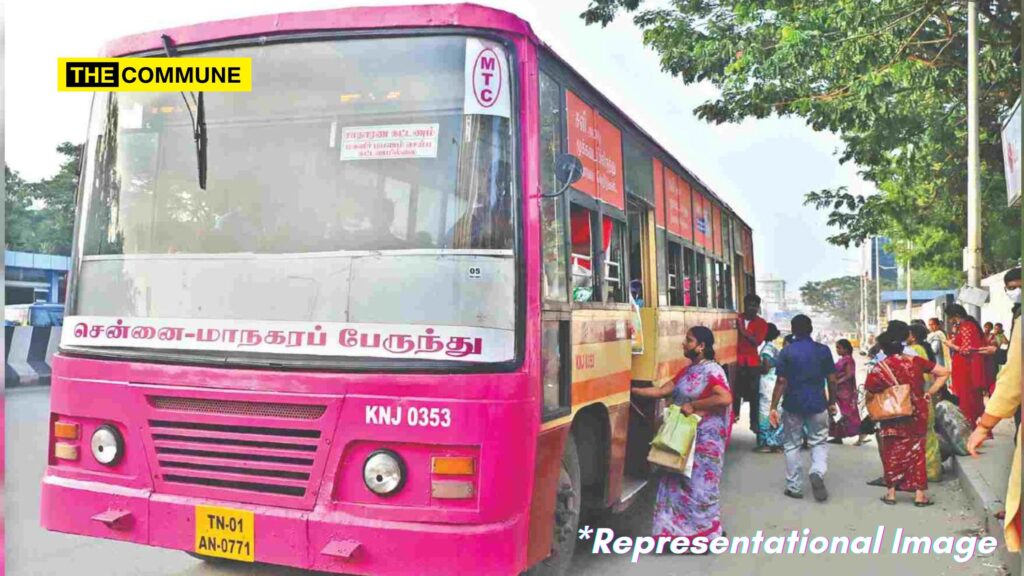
(526, 424, 569, 566)
(651, 308, 737, 384)
(570, 310, 632, 507)
(605, 401, 628, 507)
(653, 309, 690, 385)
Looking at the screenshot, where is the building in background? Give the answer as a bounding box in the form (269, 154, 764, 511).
(881, 289, 957, 324)
(862, 236, 898, 284)
(5, 251, 69, 305)
(756, 276, 787, 324)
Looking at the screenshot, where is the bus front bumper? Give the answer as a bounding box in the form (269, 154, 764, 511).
(41, 475, 523, 576)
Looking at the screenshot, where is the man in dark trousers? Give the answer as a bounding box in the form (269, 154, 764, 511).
(735, 293, 769, 445)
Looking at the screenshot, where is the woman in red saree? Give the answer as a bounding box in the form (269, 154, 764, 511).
(942, 305, 989, 427)
(866, 331, 949, 506)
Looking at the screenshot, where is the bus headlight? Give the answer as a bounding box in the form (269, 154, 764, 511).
(91, 424, 125, 466)
(363, 450, 405, 496)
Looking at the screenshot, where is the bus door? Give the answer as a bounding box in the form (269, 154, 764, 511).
(624, 197, 657, 482)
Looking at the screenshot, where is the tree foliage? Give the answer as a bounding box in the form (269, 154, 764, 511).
(582, 0, 1021, 280)
(4, 142, 83, 255)
(800, 275, 876, 330)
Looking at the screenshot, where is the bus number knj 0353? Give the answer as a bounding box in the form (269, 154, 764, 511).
(365, 405, 451, 427)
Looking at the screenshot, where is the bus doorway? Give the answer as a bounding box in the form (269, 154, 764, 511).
(623, 198, 657, 498)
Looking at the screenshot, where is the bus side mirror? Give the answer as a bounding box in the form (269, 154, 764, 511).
(555, 153, 583, 187)
(541, 153, 583, 199)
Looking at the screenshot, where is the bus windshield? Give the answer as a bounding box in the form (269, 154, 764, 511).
(68, 35, 517, 365)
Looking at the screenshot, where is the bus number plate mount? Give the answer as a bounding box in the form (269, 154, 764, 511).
(194, 505, 255, 562)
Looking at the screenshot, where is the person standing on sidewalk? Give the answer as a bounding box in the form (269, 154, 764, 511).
(867, 331, 949, 507)
(827, 339, 862, 445)
(942, 304, 988, 429)
(769, 314, 838, 502)
(735, 294, 769, 444)
(926, 318, 950, 368)
(755, 323, 784, 453)
(967, 267, 1022, 552)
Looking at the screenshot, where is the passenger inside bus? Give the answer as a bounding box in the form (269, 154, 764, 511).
(569, 207, 613, 302)
(352, 197, 409, 250)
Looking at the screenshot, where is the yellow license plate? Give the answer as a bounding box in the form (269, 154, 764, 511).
(194, 505, 254, 562)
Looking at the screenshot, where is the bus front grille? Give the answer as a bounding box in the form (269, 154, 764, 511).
(146, 417, 325, 506)
(147, 396, 327, 420)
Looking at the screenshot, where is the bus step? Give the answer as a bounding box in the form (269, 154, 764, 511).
(612, 476, 648, 513)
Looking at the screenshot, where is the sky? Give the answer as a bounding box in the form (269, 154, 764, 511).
(4, 0, 871, 294)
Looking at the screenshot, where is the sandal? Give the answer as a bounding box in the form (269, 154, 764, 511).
(880, 496, 896, 505)
(914, 499, 935, 507)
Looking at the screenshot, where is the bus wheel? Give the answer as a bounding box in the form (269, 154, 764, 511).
(529, 434, 581, 576)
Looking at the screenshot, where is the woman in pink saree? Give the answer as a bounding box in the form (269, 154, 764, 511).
(828, 339, 862, 443)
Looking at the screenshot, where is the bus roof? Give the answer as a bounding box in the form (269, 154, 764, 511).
(101, 2, 751, 232)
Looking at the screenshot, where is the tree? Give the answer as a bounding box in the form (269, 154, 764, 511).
(800, 275, 876, 330)
(5, 166, 41, 251)
(33, 142, 83, 255)
(582, 0, 1021, 279)
(4, 142, 83, 255)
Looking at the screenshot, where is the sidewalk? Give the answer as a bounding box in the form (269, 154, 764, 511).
(954, 416, 1020, 576)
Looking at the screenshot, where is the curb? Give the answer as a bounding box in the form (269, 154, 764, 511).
(953, 452, 1019, 576)
(4, 326, 59, 387)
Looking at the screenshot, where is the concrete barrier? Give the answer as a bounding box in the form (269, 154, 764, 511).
(4, 326, 60, 387)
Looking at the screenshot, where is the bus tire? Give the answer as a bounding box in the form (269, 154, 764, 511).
(527, 433, 581, 576)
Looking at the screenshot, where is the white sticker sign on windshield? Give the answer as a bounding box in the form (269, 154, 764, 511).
(340, 123, 439, 161)
(464, 38, 510, 118)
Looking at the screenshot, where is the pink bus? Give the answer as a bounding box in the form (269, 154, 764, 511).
(42, 4, 756, 575)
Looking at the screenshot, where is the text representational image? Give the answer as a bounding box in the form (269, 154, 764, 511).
(4, 1, 1020, 575)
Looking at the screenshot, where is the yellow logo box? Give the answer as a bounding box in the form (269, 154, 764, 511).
(58, 58, 251, 92)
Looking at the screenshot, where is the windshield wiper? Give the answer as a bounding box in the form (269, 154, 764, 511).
(161, 34, 207, 190)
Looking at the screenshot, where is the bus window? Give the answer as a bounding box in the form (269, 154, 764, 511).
(539, 72, 567, 303)
(542, 318, 571, 417)
(626, 201, 646, 305)
(570, 204, 598, 302)
(604, 216, 627, 303)
(724, 264, 734, 310)
(75, 36, 519, 335)
(668, 241, 682, 306)
(656, 231, 667, 306)
(714, 261, 726, 309)
(694, 252, 708, 307)
(683, 245, 695, 306)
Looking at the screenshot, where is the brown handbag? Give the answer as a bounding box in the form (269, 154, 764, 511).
(864, 361, 913, 421)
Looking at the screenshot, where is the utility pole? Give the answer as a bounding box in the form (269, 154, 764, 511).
(861, 247, 868, 347)
(906, 254, 913, 322)
(965, 0, 983, 320)
(875, 237, 882, 332)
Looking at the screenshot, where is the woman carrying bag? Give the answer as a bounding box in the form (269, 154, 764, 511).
(632, 326, 733, 540)
(865, 330, 949, 506)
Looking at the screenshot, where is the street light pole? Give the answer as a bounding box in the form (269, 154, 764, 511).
(906, 254, 913, 321)
(875, 237, 882, 331)
(966, 0, 983, 320)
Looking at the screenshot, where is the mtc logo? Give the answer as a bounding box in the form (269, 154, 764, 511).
(472, 48, 502, 108)
(65, 62, 119, 88)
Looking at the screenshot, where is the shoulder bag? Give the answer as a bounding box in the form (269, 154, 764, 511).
(864, 360, 913, 421)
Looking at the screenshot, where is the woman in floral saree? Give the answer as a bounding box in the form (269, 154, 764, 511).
(632, 326, 733, 539)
